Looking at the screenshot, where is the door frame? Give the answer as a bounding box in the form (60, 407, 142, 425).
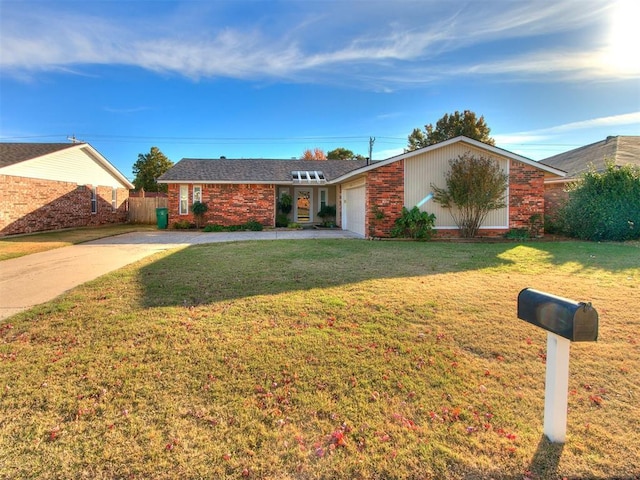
(293, 187, 314, 224)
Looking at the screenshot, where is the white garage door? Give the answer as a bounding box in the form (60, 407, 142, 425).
(343, 185, 366, 236)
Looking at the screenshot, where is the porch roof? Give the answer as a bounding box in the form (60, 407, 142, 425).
(158, 158, 367, 184)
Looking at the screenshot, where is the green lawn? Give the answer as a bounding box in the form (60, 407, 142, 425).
(0, 240, 638, 479)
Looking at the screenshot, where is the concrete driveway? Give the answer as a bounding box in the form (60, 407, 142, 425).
(0, 229, 360, 321)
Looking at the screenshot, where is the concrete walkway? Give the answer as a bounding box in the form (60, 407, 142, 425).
(0, 229, 360, 321)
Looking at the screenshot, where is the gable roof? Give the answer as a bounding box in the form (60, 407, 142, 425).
(0, 142, 134, 189)
(332, 136, 566, 183)
(540, 135, 640, 179)
(0, 143, 78, 168)
(157, 158, 368, 184)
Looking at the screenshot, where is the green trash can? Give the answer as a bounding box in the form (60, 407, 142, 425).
(156, 207, 168, 229)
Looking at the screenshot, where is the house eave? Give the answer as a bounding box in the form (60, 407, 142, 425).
(332, 136, 567, 184)
(157, 179, 289, 185)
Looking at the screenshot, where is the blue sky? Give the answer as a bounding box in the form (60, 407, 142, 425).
(1, 0, 639, 180)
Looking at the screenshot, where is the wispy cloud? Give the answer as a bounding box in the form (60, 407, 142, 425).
(0, 1, 631, 87)
(494, 112, 640, 145)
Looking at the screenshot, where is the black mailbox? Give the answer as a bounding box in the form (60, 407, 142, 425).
(517, 288, 598, 342)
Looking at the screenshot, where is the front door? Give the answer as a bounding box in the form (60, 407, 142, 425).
(294, 188, 312, 224)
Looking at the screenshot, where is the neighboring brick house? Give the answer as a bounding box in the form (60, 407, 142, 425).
(0, 142, 134, 236)
(540, 135, 640, 219)
(158, 136, 565, 238)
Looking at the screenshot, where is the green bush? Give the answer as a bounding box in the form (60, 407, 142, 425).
(203, 224, 224, 232)
(172, 220, 192, 230)
(276, 214, 289, 228)
(243, 220, 264, 231)
(504, 228, 529, 240)
(190, 201, 208, 228)
(559, 163, 640, 241)
(391, 206, 436, 240)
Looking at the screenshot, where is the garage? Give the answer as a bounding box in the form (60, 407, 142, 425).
(342, 184, 366, 236)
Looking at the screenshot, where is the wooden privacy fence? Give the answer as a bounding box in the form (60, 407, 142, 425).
(128, 197, 168, 224)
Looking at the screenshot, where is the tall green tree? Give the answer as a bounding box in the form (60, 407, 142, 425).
(407, 110, 494, 151)
(132, 147, 173, 193)
(431, 152, 508, 238)
(327, 147, 365, 161)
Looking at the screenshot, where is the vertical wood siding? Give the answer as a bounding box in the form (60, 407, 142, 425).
(404, 144, 509, 228)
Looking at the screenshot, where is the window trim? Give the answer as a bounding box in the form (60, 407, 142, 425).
(179, 185, 189, 215)
(111, 188, 117, 212)
(193, 185, 202, 204)
(91, 187, 97, 214)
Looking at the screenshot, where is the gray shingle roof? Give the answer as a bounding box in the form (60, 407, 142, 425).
(540, 136, 640, 179)
(0, 143, 80, 168)
(157, 158, 368, 183)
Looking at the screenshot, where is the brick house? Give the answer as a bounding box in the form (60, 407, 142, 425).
(540, 135, 640, 219)
(0, 142, 134, 236)
(158, 136, 565, 238)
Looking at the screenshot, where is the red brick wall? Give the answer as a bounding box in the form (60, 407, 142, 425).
(508, 160, 545, 234)
(365, 160, 405, 237)
(0, 175, 129, 236)
(167, 183, 275, 227)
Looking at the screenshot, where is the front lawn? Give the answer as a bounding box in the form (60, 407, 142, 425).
(0, 240, 638, 479)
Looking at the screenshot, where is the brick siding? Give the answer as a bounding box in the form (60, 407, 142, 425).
(508, 160, 545, 234)
(0, 175, 129, 236)
(365, 160, 405, 237)
(167, 183, 275, 227)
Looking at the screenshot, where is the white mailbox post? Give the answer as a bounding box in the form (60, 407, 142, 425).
(517, 288, 598, 444)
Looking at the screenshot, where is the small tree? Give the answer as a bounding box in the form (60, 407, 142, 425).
(559, 163, 640, 241)
(190, 201, 208, 228)
(432, 153, 508, 238)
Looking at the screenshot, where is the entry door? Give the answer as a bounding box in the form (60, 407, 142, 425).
(294, 188, 312, 223)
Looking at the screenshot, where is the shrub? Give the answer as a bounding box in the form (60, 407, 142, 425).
(172, 220, 192, 229)
(504, 228, 529, 240)
(243, 220, 264, 231)
(391, 206, 436, 240)
(203, 224, 224, 232)
(190, 201, 208, 228)
(559, 163, 640, 241)
(278, 193, 292, 214)
(276, 214, 289, 227)
(317, 205, 337, 227)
